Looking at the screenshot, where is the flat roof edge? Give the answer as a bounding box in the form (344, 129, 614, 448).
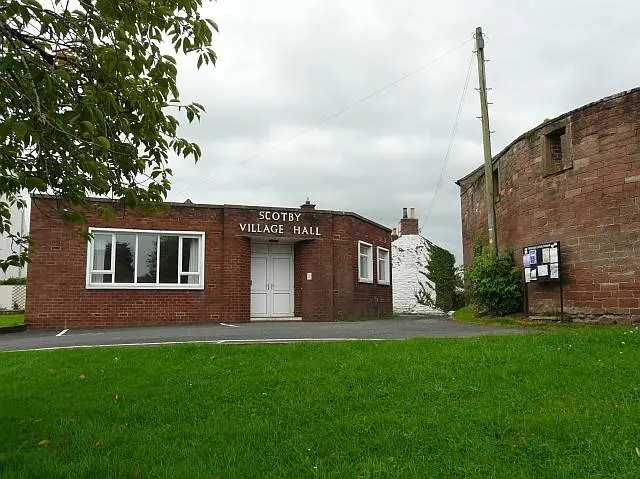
(30, 194, 391, 232)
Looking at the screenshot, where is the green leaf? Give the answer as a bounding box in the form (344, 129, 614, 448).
(95, 137, 111, 149)
(22, 0, 42, 9)
(14, 122, 28, 140)
(0, 0, 215, 271)
(80, 121, 96, 133)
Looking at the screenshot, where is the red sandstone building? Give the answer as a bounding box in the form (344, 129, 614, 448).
(26, 197, 392, 328)
(457, 88, 640, 322)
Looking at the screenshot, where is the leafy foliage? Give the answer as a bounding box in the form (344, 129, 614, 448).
(418, 241, 464, 312)
(466, 248, 523, 316)
(0, 0, 217, 271)
(0, 276, 26, 285)
(414, 277, 434, 308)
(414, 240, 462, 312)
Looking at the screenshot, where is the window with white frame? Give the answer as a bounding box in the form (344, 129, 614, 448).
(377, 247, 390, 285)
(358, 241, 373, 283)
(87, 229, 204, 289)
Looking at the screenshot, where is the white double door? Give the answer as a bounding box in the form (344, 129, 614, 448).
(251, 243, 294, 318)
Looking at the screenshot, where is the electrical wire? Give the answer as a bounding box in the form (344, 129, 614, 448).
(423, 48, 475, 225)
(172, 36, 475, 197)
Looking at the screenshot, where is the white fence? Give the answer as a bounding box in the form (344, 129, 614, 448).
(0, 285, 26, 310)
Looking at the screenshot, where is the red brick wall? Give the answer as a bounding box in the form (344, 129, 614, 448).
(458, 89, 640, 320)
(26, 200, 224, 328)
(399, 217, 419, 235)
(333, 215, 393, 318)
(26, 199, 392, 328)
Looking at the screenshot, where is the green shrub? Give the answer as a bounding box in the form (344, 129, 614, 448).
(415, 241, 465, 312)
(0, 277, 26, 285)
(466, 249, 522, 316)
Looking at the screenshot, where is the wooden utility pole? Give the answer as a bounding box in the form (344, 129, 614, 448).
(475, 26, 498, 256)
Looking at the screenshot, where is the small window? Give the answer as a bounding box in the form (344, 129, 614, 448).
(377, 247, 390, 285)
(492, 168, 500, 202)
(543, 121, 573, 176)
(87, 228, 204, 289)
(358, 241, 373, 283)
(549, 127, 566, 163)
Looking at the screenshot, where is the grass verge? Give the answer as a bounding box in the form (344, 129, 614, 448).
(1, 330, 640, 478)
(453, 306, 595, 331)
(0, 313, 24, 328)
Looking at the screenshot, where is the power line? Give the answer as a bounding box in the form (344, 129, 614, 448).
(172, 36, 474, 197)
(423, 47, 475, 225)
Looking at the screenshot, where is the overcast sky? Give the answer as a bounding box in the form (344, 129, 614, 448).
(165, 0, 640, 262)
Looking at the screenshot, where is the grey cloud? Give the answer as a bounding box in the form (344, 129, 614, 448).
(167, 0, 640, 264)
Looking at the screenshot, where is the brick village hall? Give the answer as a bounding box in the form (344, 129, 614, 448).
(25, 197, 393, 328)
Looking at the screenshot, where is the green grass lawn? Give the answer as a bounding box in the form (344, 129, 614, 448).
(1, 328, 640, 478)
(0, 313, 24, 328)
(454, 306, 597, 331)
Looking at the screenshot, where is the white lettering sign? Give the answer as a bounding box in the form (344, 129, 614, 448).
(239, 211, 321, 236)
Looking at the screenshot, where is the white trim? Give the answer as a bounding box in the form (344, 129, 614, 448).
(155, 234, 160, 284)
(86, 228, 205, 290)
(89, 227, 205, 235)
(358, 240, 374, 283)
(85, 283, 204, 290)
(250, 316, 302, 322)
(134, 234, 139, 283)
(376, 246, 390, 285)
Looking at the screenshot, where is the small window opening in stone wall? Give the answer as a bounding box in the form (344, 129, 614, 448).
(492, 168, 500, 202)
(549, 127, 566, 163)
(542, 121, 572, 176)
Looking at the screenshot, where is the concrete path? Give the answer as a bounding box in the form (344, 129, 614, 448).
(0, 315, 525, 352)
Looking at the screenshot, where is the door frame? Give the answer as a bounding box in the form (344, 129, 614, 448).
(250, 242, 295, 318)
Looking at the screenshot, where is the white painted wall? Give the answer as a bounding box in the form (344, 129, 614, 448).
(392, 234, 443, 315)
(0, 286, 11, 310)
(0, 198, 29, 281)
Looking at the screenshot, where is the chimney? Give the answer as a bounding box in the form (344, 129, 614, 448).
(398, 207, 419, 236)
(391, 227, 398, 242)
(300, 197, 316, 210)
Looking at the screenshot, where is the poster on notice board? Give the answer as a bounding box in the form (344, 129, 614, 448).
(522, 242, 560, 283)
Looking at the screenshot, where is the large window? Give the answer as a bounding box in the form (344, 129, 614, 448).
(377, 247, 390, 285)
(87, 228, 204, 289)
(358, 241, 373, 283)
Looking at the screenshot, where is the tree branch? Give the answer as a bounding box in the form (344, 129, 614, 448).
(0, 22, 55, 65)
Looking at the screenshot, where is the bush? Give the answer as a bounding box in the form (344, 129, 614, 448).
(466, 250, 522, 316)
(0, 277, 26, 285)
(415, 242, 465, 312)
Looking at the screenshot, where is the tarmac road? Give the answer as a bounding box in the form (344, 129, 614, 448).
(0, 315, 525, 352)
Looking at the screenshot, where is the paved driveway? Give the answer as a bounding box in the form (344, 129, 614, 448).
(0, 315, 525, 352)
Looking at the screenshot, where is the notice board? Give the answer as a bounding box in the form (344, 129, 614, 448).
(523, 242, 560, 283)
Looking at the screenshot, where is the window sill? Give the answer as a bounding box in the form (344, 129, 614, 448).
(86, 284, 204, 290)
(358, 278, 373, 284)
(377, 281, 390, 286)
